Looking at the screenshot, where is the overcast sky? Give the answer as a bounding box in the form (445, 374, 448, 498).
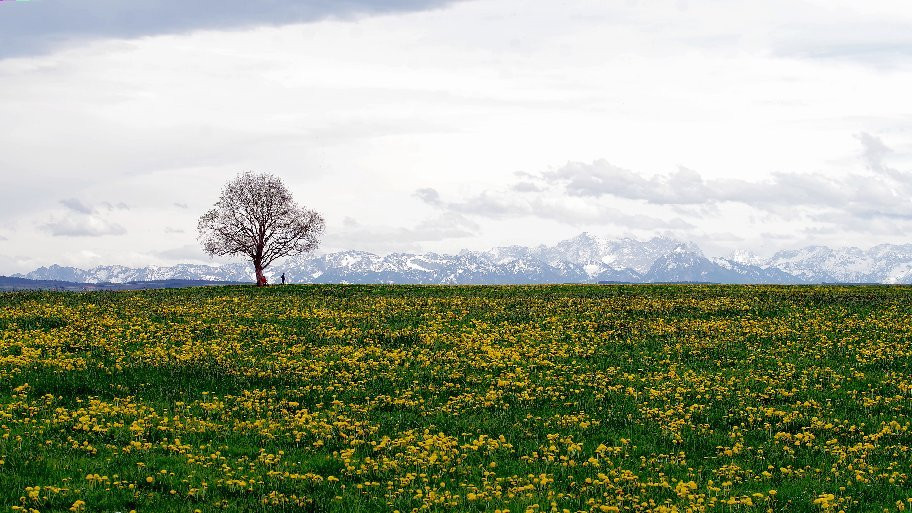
(2, 0, 912, 273)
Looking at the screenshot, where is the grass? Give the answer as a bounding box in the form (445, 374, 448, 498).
(0, 284, 911, 512)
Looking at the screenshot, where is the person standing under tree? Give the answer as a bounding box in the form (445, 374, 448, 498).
(281, 273, 286, 285)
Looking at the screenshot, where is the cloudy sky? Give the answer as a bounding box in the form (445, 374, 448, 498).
(2, 0, 912, 273)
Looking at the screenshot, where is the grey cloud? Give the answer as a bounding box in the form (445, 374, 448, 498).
(801, 225, 842, 236)
(61, 198, 131, 214)
(444, 192, 524, 219)
(760, 232, 797, 241)
(416, 134, 912, 236)
(545, 161, 845, 207)
(546, 162, 726, 205)
(857, 132, 892, 172)
(42, 216, 126, 237)
(0, 234, 7, 241)
(47, 198, 127, 237)
(326, 213, 478, 254)
(512, 181, 543, 193)
(414, 188, 442, 206)
(855, 132, 908, 181)
(806, 209, 912, 235)
(60, 198, 94, 215)
(0, 0, 462, 58)
(411, 213, 479, 238)
(164, 226, 185, 234)
(104, 202, 130, 211)
(698, 232, 744, 243)
(154, 244, 209, 261)
(525, 197, 693, 229)
(173, 202, 189, 209)
(97, 201, 131, 211)
(542, 151, 912, 220)
(416, 187, 692, 230)
(0, 253, 37, 275)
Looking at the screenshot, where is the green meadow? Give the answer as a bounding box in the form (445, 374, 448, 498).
(1, 285, 910, 512)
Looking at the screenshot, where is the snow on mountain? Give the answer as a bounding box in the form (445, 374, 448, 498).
(647, 247, 712, 282)
(12, 234, 912, 285)
(764, 244, 912, 283)
(711, 257, 800, 284)
(645, 244, 759, 283)
(541, 232, 697, 275)
(728, 249, 764, 267)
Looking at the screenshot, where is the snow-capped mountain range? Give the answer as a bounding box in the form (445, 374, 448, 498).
(14, 233, 912, 285)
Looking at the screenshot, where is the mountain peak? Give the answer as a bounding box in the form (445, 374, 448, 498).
(729, 249, 762, 266)
(13, 236, 912, 285)
(570, 231, 600, 242)
(672, 244, 691, 254)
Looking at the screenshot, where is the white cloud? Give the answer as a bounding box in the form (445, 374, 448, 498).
(2, 0, 912, 272)
(42, 215, 127, 237)
(153, 244, 211, 262)
(413, 132, 912, 257)
(541, 155, 912, 220)
(416, 185, 693, 230)
(324, 213, 479, 254)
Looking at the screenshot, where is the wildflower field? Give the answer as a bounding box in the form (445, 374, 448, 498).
(1, 285, 911, 513)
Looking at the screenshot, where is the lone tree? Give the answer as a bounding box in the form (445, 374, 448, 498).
(198, 172, 325, 286)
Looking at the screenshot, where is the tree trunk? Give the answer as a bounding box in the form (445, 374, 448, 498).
(254, 261, 266, 287)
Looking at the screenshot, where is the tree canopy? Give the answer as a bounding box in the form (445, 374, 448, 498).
(198, 172, 324, 285)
